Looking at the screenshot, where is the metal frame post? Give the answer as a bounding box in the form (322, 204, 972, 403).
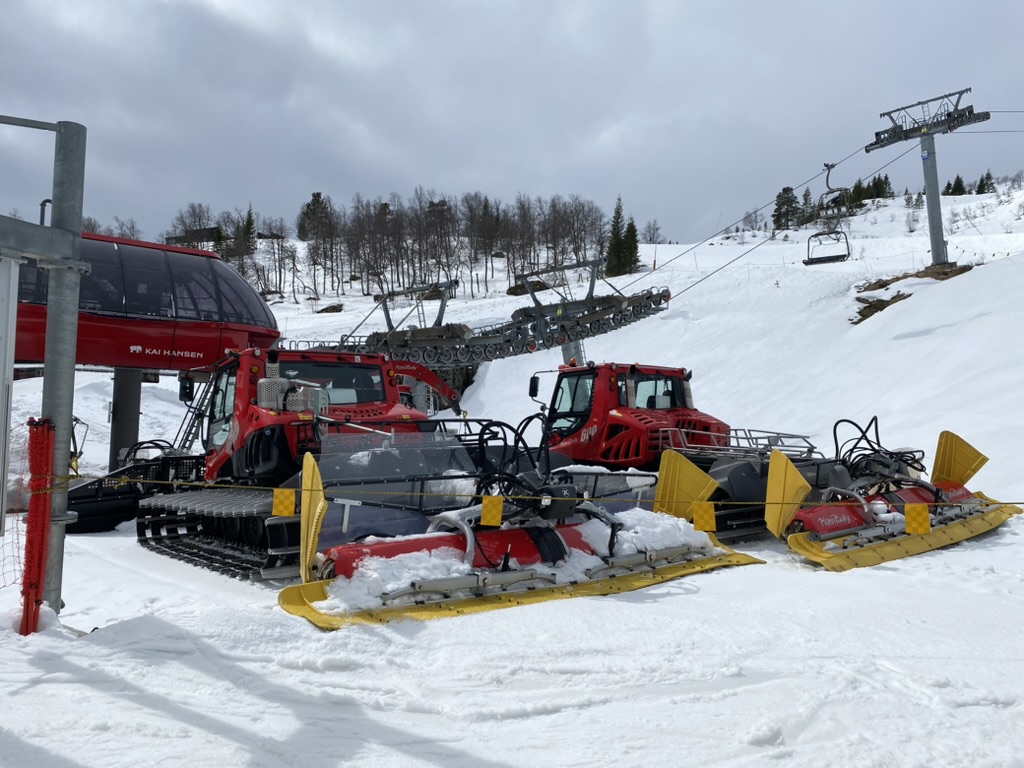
(0, 115, 88, 615)
(0, 257, 19, 536)
(919, 134, 948, 265)
(41, 121, 88, 614)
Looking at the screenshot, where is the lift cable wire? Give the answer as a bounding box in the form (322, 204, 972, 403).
(951, 129, 1024, 135)
(617, 142, 920, 296)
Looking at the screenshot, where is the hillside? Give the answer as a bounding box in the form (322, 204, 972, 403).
(3, 189, 1024, 768)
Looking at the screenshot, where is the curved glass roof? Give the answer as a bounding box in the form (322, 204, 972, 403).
(17, 235, 278, 330)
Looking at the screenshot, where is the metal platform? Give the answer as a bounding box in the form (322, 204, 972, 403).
(287, 262, 671, 367)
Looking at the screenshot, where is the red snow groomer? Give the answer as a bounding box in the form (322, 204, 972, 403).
(759, 417, 1022, 570)
(654, 416, 1023, 571)
(532, 361, 732, 471)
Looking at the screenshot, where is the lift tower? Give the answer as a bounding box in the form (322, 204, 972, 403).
(865, 88, 990, 266)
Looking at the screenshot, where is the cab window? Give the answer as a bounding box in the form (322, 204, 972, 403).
(206, 366, 238, 450)
(550, 372, 595, 435)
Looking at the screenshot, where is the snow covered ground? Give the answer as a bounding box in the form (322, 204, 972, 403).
(4, 191, 1024, 767)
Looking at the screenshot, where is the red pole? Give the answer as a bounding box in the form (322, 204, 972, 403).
(20, 418, 55, 635)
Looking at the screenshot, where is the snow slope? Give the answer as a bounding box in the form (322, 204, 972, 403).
(3, 192, 1024, 768)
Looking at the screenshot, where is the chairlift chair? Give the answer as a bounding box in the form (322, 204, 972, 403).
(803, 163, 852, 266)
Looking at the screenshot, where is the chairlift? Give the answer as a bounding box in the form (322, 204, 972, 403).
(803, 163, 852, 266)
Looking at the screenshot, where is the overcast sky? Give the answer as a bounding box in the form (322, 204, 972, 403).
(2, 0, 1022, 244)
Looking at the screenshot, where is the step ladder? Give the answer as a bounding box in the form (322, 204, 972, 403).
(174, 378, 213, 453)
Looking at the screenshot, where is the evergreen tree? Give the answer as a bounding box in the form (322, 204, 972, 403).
(800, 187, 814, 225)
(212, 225, 230, 261)
(942, 181, 954, 196)
(771, 187, 800, 231)
(883, 174, 895, 198)
(950, 175, 967, 195)
(623, 217, 640, 273)
(605, 196, 627, 276)
(869, 175, 886, 199)
(239, 204, 257, 257)
(297, 192, 330, 241)
(904, 189, 914, 208)
(849, 178, 866, 208)
(976, 169, 995, 194)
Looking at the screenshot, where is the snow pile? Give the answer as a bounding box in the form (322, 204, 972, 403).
(316, 546, 473, 612)
(313, 507, 719, 614)
(579, 506, 718, 556)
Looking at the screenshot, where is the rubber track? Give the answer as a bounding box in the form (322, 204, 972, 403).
(138, 537, 269, 580)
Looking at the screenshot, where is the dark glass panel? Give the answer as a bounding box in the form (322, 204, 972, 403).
(210, 260, 276, 328)
(164, 250, 220, 321)
(119, 244, 173, 318)
(17, 261, 47, 304)
(78, 239, 126, 314)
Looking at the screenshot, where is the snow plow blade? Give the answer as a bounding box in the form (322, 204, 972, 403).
(764, 449, 811, 539)
(278, 546, 762, 630)
(653, 449, 720, 530)
(765, 437, 1022, 572)
(931, 430, 988, 486)
(783, 496, 1021, 572)
(278, 449, 761, 630)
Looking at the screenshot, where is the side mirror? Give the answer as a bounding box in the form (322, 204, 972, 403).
(178, 375, 195, 403)
(528, 375, 540, 399)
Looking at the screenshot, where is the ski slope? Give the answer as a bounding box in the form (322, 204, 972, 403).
(3, 192, 1024, 768)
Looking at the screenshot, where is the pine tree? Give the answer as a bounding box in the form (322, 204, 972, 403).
(869, 175, 887, 199)
(771, 187, 800, 230)
(850, 178, 866, 208)
(605, 196, 626, 276)
(623, 217, 640, 273)
(942, 181, 954, 196)
(951, 175, 967, 195)
(976, 169, 995, 194)
(240, 205, 257, 256)
(800, 187, 814, 225)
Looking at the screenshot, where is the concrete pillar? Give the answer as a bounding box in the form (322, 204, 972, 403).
(108, 367, 143, 471)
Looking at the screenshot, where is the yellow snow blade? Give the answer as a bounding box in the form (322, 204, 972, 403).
(764, 450, 811, 539)
(785, 494, 1022, 572)
(278, 538, 763, 631)
(299, 452, 328, 583)
(654, 450, 720, 521)
(932, 431, 988, 485)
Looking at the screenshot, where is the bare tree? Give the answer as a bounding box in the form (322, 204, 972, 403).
(168, 203, 214, 248)
(741, 210, 763, 233)
(81, 216, 106, 234)
(255, 215, 292, 295)
(641, 219, 665, 244)
(113, 216, 143, 240)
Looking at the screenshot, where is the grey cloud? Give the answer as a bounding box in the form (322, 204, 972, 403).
(2, 0, 1021, 243)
